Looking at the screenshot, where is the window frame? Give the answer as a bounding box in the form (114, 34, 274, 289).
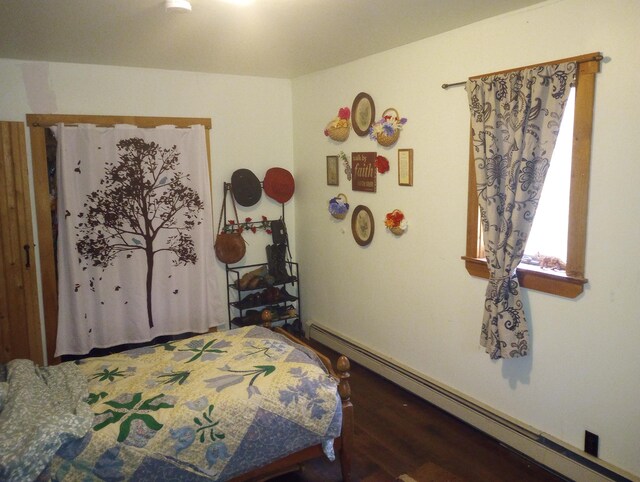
(463, 53, 601, 299)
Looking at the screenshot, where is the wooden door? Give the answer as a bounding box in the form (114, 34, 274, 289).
(0, 121, 43, 364)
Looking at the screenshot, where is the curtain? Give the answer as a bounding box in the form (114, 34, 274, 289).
(55, 124, 224, 356)
(467, 62, 576, 359)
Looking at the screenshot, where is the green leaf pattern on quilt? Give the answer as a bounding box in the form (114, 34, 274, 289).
(194, 404, 225, 443)
(90, 366, 128, 382)
(157, 370, 191, 385)
(93, 392, 174, 442)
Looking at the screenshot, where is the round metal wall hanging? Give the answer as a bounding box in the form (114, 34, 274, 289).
(351, 92, 375, 137)
(351, 205, 374, 246)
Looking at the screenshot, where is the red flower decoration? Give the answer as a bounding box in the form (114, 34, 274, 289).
(375, 155, 390, 174)
(384, 209, 405, 228)
(338, 107, 351, 120)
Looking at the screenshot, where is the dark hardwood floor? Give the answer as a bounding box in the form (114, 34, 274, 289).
(270, 339, 566, 482)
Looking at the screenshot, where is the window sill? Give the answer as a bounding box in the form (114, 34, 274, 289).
(462, 257, 587, 298)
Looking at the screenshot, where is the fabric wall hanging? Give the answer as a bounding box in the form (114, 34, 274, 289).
(54, 124, 220, 356)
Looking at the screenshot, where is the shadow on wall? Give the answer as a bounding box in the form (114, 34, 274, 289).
(501, 288, 532, 388)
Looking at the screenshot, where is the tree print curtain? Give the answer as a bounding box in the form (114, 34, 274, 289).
(466, 62, 576, 359)
(54, 124, 223, 356)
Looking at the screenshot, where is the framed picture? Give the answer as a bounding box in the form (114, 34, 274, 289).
(398, 148, 413, 186)
(351, 205, 375, 246)
(351, 92, 375, 137)
(326, 155, 339, 185)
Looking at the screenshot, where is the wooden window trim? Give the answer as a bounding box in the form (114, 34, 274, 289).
(463, 53, 601, 299)
(26, 114, 212, 364)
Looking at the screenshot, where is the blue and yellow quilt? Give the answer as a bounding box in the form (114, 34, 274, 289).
(44, 326, 342, 481)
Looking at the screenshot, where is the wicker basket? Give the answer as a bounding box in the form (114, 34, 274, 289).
(376, 108, 401, 147)
(326, 122, 350, 142)
(329, 193, 349, 219)
(386, 209, 406, 235)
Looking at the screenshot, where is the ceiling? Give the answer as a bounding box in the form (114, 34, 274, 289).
(0, 0, 545, 79)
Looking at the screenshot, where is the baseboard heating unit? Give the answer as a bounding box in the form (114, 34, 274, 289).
(308, 322, 637, 482)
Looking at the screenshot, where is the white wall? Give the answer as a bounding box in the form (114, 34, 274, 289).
(0, 58, 295, 330)
(292, 0, 640, 476)
(2, 0, 639, 476)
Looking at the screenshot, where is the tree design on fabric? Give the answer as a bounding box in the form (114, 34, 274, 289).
(93, 392, 174, 443)
(75, 138, 204, 328)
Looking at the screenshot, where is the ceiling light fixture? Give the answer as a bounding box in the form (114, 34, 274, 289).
(165, 0, 192, 13)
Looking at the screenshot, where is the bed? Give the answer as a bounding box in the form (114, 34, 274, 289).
(0, 325, 353, 481)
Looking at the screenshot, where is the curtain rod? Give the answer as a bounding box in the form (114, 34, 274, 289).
(441, 52, 603, 90)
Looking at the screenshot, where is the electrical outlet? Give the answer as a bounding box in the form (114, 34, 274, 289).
(585, 430, 599, 457)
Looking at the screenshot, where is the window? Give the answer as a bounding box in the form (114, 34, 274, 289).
(521, 88, 573, 265)
(463, 53, 601, 298)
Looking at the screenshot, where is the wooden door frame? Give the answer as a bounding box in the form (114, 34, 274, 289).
(26, 114, 212, 364)
(0, 121, 43, 364)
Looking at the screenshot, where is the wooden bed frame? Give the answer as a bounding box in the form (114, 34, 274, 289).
(229, 327, 353, 482)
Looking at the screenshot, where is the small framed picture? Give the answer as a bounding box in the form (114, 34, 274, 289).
(398, 148, 413, 186)
(326, 155, 339, 185)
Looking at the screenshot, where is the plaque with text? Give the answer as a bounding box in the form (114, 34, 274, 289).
(351, 151, 377, 192)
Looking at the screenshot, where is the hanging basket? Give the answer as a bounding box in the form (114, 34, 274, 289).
(385, 209, 407, 235)
(376, 108, 401, 147)
(325, 121, 350, 142)
(328, 193, 349, 219)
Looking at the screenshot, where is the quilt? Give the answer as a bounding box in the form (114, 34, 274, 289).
(0, 360, 93, 482)
(41, 326, 342, 481)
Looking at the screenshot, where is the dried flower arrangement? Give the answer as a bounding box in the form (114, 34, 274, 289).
(328, 194, 350, 219)
(339, 151, 352, 181)
(369, 108, 407, 147)
(384, 209, 408, 235)
(324, 107, 351, 142)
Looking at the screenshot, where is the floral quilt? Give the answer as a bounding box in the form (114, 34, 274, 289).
(42, 326, 342, 481)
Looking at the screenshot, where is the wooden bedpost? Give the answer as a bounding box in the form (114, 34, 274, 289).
(336, 355, 353, 482)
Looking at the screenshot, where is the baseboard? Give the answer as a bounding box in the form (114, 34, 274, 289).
(308, 322, 637, 482)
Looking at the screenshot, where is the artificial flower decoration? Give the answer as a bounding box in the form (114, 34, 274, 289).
(328, 194, 350, 219)
(339, 151, 352, 181)
(324, 107, 351, 142)
(224, 215, 272, 234)
(374, 155, 390, 174)
(369, 109, 407, 147)
(384, 209, 408, 235)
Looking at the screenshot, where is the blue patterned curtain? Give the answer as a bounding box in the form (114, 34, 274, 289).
(467, 62, 576, 359)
